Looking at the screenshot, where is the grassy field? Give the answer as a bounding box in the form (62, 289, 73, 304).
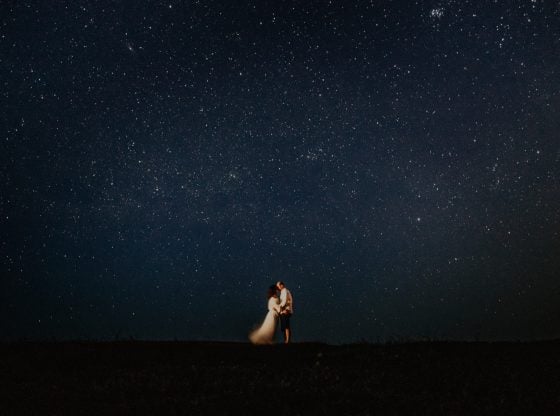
(1, 340, 559, 415)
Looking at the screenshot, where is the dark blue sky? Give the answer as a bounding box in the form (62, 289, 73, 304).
(2, 0, 559, 343)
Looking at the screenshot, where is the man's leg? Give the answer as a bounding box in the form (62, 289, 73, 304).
(283, 314, 291, 343)
(284, 328, 290, 344)
(279, 314, 289, 343)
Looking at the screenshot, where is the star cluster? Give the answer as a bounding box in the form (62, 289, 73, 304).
(1, 0, 559, 343)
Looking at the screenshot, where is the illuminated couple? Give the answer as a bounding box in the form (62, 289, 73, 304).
(249, 281, 293, 345)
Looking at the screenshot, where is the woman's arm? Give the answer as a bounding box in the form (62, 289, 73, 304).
(270, 299, 281, 313)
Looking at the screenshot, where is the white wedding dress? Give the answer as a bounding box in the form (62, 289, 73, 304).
(249, 297, 281, 345)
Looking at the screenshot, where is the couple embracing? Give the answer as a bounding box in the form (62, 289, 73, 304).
(249, 281, 293, 345)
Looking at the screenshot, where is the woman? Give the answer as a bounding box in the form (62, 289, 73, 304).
(249, 285, 281, 345)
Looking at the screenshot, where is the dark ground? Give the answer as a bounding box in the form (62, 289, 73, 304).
(1, 340, 559, 415)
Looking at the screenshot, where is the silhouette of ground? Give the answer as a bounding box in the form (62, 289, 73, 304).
(1, 340, 559, 415)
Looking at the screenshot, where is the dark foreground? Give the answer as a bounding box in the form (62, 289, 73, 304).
(1, 340, 559, 415)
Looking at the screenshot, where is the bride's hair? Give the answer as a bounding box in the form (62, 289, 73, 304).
(267, 285, 277, 298)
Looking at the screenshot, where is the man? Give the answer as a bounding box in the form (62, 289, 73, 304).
(276, 281, 293, 344)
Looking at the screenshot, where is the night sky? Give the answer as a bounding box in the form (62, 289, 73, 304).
(2, 1, 559, 344)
